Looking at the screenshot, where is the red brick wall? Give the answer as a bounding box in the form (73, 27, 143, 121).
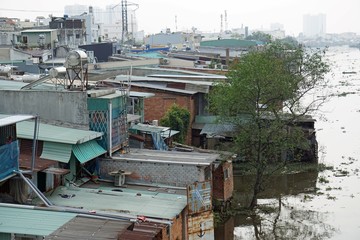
(170, 208, 187, 240)
(212, 161, 234, 201)
(131, 86, 196, 145)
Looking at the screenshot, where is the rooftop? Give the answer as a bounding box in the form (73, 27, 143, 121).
(112, 148, 219, 166)
(0, 204, 76, 236)
(15, 120, 103, 144)
(39, 185, 187, 220)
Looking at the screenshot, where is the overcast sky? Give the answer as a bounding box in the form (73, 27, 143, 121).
(1, 0, 359, 36)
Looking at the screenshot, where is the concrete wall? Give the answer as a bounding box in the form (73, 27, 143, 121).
(99, 158, 207, 187)
(166, 58, 195, 68)
(0, 90, 89, 125)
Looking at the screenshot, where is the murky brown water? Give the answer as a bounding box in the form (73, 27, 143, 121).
(215, 46, 360, 240)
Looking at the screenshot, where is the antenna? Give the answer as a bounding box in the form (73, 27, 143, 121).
(175, 15, 178, 32)
(220, 14, 223, 37)
(225, 10, 228, 32)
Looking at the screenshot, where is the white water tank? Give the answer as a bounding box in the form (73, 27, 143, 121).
(65, 50, 88, 68)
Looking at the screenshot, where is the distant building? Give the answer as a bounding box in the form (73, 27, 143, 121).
(49, 17, 86, 48)
(20, 29, 58, 49)
(145, 29, 202, 51)
(303, 13, 326, 38)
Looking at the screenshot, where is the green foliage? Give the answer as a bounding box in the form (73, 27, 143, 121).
(245, 31, 272, 44)
(208, 41, 330, 209)
(277, 37, 299, 49)
(160, 104, 190, 143)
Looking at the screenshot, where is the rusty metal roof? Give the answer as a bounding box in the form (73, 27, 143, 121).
(45, 216, 130, 240)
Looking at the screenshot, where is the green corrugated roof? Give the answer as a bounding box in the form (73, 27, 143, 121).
(0, 205, 76, 236)
(43, 187, 187, 220)
(41, 140, 106, 163)
(73, 140, 107, 163)
(41, 141, 73, 163)
(17, 121, 103, 144)
(200, 39, 258, 48)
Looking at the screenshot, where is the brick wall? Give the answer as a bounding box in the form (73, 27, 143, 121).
(212, 161, 233, 201)
(100, 158, 207, 187)
(169, 208, 188, 240)
(130, 86, 196, 145)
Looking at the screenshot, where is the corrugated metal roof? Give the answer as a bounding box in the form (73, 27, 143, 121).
(0, 79, 63, 90)
(42, 186, 187, 220)
(17, 121, 103, 144)
(40, 140, 106, 164)
(161, 129, 180, 138)
(116, 74, 216, 86)
(129, 91, 155, 98)
(130, 82, 197, 95)
(130, 123, 169, 133)
(0, 205, 76, 236)
(113, 148, 219, 166)
(72, 140, 107, 163)
(0, 114, 35, 127)
(45, 216, 130, 240)
(40, 141, 72, 163)
(127, 114, 142, 123)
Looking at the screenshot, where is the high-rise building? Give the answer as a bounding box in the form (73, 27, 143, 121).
(303, 13, 326, 37)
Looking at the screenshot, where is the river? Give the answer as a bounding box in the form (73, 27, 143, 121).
(215, 46, 360, 240)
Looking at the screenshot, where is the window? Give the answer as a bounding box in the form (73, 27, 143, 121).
(224, 168, 229, 180)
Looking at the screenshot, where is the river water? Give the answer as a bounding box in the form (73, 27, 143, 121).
(215, 46, 360, 240)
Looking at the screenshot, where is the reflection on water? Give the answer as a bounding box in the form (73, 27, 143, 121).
(215, 46, 360, 240)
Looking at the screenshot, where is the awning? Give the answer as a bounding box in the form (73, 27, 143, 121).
(40, 140, 106, 164)
(161, 129, 180, 139)
(72, 140, 107, 164)
(130, 123, 169, 133)
(40, 142, 72, 163)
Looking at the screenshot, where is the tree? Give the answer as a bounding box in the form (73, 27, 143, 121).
(209, 42, 330, 209)
(160, 104, 190, 143)
(245, 31, 272, 44)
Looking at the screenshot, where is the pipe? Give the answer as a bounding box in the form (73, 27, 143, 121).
(14, 170, 52, 207)
(31, 116, 39, 171)
(108, 100, 113, 157)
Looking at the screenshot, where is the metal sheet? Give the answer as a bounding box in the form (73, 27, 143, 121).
(187, 181, 212, 214)
(72, 140, 106, 163)
(0, 205, 76, 236)
(0, 115, 35, 127)
(188, 211, 214, 240)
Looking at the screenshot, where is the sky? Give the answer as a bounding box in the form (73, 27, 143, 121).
(1, 0, 359, 36)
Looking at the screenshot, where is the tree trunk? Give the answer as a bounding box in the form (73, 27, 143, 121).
(249, 168, 263, 210)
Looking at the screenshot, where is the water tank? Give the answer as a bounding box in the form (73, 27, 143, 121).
(65, 50, 88, 67)
(49, 66, 66, 78)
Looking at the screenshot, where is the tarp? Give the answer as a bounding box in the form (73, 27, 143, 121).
(151, 132, 168, 151)
(0, 141, 19, 181)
